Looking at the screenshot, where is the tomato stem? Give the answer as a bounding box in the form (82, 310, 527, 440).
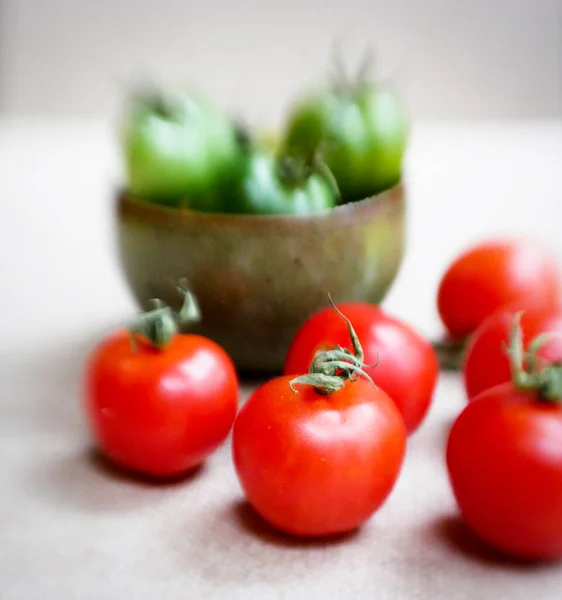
(130, 86, 186, 122)
(329, 48, 376, 97)
(129, 280, 201, 350)
(289, 295, 377, 394)
(329, 43, 352, 92)
(355, 49, 375, 88)
(276, 154, 341, 201)
(507, 312, 562, 403)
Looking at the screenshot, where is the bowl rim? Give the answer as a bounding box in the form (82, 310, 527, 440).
(117, 182, 405, 231)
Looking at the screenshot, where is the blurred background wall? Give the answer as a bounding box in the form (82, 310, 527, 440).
(0, 0, 560, 124)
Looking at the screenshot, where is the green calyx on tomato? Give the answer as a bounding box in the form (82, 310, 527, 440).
(122, 87, 244, 210)
(281, 60, 409, 203)
(229, 150, 339, 215)
(129, 281, 200, 350)
(289, 296, 375, 394)
(507, 312, 562, 403)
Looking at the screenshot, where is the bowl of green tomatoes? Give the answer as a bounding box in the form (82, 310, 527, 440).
(116, 73, 409, 371)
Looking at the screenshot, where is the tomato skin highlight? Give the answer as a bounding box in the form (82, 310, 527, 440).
(446, 383, 562, 560)
(437, 240, 561, 340)
(232, 376, 406, 537)
(85, 331, 239, 478)
(284, 303, 438, 434)
(463, 305, 562, 399)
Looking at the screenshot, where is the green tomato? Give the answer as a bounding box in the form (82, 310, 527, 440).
(282, 85, 409, 203)
(229, 151, 338, 216)
(122, 89, 243, 210)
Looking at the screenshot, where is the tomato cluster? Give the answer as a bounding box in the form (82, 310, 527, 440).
(84, 238, 562, 561)
(85, 290, 435, 535)
(438, 239, 562, 561)
(121, 70, 408, 215)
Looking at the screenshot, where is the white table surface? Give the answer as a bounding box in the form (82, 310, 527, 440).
(1, 118, 561, 599)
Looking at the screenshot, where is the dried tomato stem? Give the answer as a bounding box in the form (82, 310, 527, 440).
(507, 312, 562, 403)
(329, 47, 376, 97)
(129, 281, 200, 350)
(289, 295, 376, 394)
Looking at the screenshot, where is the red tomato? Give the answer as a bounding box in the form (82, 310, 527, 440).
(85, 331, 238, 478)
(437, 240, 560, 340)
(232, 376, 406, 537)
(447, 383, 562, 560)
(284, 303, 438, 434)
(463, 304, 562, 399)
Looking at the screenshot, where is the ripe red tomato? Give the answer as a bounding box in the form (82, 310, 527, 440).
(85, 293, 238, 478)
(447, 384, 562, 560)
(437, 240, 560, 340)
(232, 376, 406, 537)
(463, 304, 562, 399)
(284, 303, 438, 434)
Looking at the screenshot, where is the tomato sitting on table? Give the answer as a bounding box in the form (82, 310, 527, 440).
(233, 299, 406, 537)
(284, 302, 438, 434)
(84, 287, 239, 478)
(447, 314, 562, 560)
(437, 239, 561, 340)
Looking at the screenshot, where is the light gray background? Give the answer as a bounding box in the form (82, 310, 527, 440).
(0, 0, 561, 122)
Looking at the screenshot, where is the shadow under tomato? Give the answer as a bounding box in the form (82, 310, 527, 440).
(22, 445, 204, 514)
(168, 497, 364, 588)
(433, 515, 555, 569)
(237, 371, 272, 402)
(238, 369, 276, 384)
(231, 499, 362, 548)
(87, 446, 206, 487)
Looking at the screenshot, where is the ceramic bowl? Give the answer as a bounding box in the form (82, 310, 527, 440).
(116, 183, 406, 371)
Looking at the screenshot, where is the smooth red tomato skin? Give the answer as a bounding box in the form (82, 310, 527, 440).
(447, 384, 562, 560)
(283, 303, 438, 434)
(437, 240, 561, 340)
(232, 376, 406, 537)
(85, 331, 239, 478)
(463, 305, 562, 399)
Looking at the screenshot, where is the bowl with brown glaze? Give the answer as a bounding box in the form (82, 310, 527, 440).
(116, 183, 406, 372)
